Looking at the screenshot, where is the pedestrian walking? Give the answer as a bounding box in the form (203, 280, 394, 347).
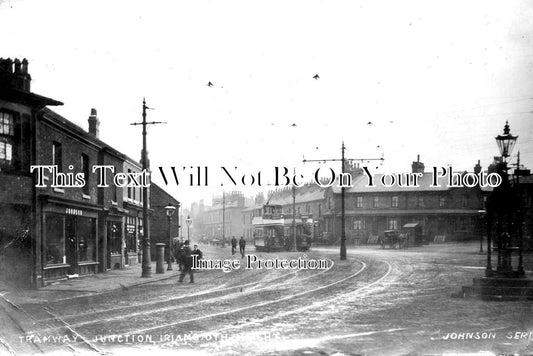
(175, 239, 185, 271)
(239, 236, 246, 258)
(231, 236, 237, 255)
(192, 244, 203, 260)
(178, 241, 194, 283)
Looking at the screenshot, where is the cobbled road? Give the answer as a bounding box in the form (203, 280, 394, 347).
(1, 243, 532, 356)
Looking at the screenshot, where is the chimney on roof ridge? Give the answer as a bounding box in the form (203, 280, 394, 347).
(0, 57, 32, 92)
(474, 160, 482, 174)
(88, 108, 100, 138)
(411, 154, 425, 174)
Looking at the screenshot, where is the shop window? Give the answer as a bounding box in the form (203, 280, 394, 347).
(45, 214, 64, 265)
(77, 217, 96, 262)
(417, 196, 425, 208)
(108, 222, 122, 254)
(0, 111, 14, 167)
(126, 217, 137, 252)
(138, 218, 144, 251)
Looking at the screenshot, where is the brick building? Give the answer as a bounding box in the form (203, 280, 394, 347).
(149, 183, 180, 258)
(0, 58, 177, 287)
(0, 58, 63, 286)
(322, 158, 485, 245)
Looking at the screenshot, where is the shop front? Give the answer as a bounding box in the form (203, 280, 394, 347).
(125, 215, 142, 266)
(41, 201, 100, 284)
(106, 219, 123, 270)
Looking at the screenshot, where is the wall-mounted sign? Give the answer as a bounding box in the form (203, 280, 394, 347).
(66, 208, 83, 216)
(127, 224, 136, 234)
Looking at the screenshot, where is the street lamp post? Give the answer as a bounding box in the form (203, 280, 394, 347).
(186, 215, 192, 245)
(176, 201, 181, 240)
(165, 203, 176, 271)
(486, 121, 520, 277)
(478, 210, 485, 253)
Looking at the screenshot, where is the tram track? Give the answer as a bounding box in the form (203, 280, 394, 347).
(115, 259, 370, 337)
(27, 258, 336, 335)
(0, 293, 104, 355)
(12, 254, 401, 353)
(190, 258, 395, 346)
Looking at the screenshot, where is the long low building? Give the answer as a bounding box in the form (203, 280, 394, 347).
(322, 160, 486, 245)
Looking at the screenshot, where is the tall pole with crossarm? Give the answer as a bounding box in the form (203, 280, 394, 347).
(131, 98, 166, 277)
(303, 142, 383, 260)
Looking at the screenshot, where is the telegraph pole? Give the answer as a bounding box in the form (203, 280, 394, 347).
(303, 142, 383, 260)
(292, 171, 297, 252)
(130, 98, 166, 278)
(222, 191, 226, 247)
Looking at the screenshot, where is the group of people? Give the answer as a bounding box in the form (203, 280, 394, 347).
(174, 236, 247, 284)
(174, 239, 202, 283)
(231, 236, 246, 258)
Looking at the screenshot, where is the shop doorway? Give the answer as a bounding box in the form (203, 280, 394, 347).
(65, 216, 77, 274)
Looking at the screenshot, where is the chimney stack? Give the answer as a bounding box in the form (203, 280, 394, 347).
(88, 108, 100, 138)
(0, 57, 32, 92)
(474, 160, 482, 174)
(411, 154, 425, 173)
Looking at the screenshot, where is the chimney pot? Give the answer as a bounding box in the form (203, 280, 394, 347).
(13, 59, 21, 73)
(21, 58, 28, 74)
(88, 108, 100, 138)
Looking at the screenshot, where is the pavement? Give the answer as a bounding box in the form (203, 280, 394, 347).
(0, 260, 183, 305)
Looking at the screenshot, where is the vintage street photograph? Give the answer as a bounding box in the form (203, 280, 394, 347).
(1, 0, 532, 355)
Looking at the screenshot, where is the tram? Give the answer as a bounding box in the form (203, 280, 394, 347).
(252, 204, 312, 252)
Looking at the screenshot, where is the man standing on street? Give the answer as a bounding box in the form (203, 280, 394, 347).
(192, 244, 203, 260)
(178, 241, 194, 283)
(239, 236, 246, 258)
(231, 236, 238, 255)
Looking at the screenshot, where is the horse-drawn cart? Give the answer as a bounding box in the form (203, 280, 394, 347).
(379, 230, 408, 249)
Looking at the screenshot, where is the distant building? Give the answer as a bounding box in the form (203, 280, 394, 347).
(201, 191, 251, 241)
(323, 157, 485, 244)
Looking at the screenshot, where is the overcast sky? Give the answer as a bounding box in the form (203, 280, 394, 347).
(2, 0, 532, 207)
